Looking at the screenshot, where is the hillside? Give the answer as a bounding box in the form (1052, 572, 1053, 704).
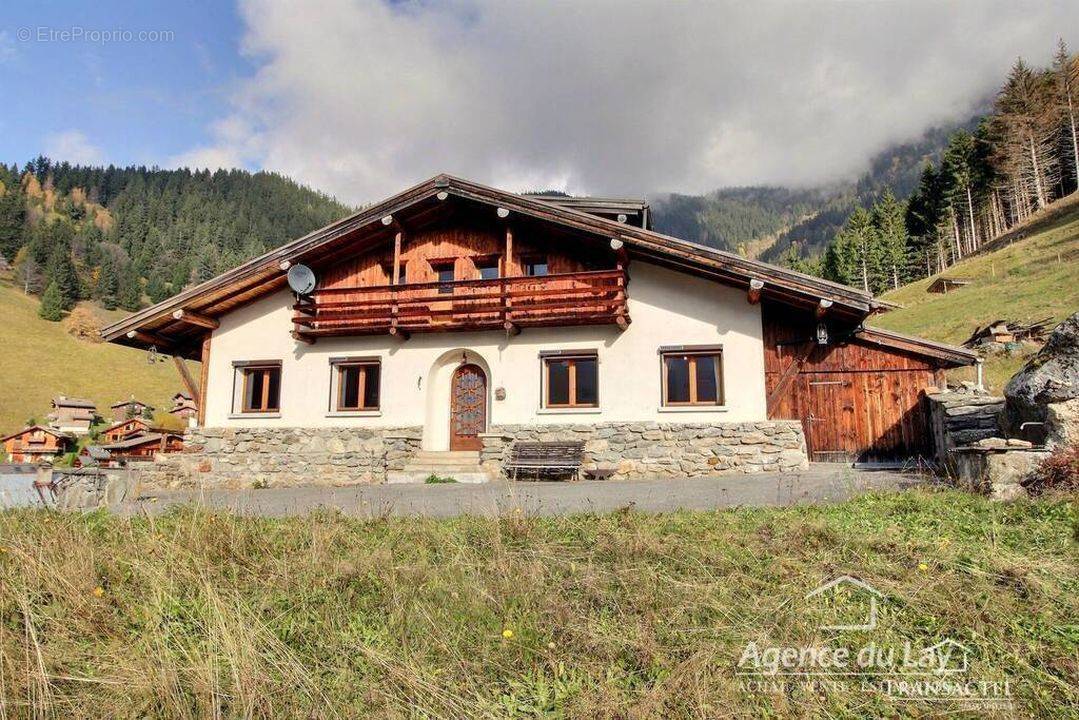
(0, 278, 192, 437)
(874, 194, 1079, 392)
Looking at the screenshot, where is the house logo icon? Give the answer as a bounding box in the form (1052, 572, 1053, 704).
(804, 575, 882, 631)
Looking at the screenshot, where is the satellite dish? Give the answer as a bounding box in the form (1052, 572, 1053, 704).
(287, 264, 317, 295)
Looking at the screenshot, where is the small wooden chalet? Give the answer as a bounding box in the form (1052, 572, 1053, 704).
(101, 417, 155, 444)
(99, 432, 184, 461)
(2, 425, 73, 463)
(110, 396, 155, 421)
(101, 174, 977, 481)
(47, 396, 98, 435)
(926, 277, 972, 294)
(168, 392, 198, 419)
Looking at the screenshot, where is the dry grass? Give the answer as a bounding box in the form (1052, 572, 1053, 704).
(0, 490, 1075, 718)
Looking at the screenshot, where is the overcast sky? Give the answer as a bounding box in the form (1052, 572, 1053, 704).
(3, 1, 1078, 204)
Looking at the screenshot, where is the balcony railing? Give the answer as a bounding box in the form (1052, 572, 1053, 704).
(293, 269, 629, 338)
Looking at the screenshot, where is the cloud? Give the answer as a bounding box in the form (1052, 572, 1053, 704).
(44, 130, 105, 165)
(181, 0, 1079, 203)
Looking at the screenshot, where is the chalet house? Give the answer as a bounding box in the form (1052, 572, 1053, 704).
(47, 396, 98, 435)
(102, 175, 976, 487)
(168, 392, 198, 419)
(101, 417, 155, 444)
(2, 425, 72, 463)
(110, 397, 155, 421)
(99, 432, 184, 462)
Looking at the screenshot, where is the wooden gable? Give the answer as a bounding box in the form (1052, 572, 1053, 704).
(316, 203, 616, 290)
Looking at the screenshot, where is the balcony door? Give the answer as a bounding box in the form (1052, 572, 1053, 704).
(449, 363, 487, 450)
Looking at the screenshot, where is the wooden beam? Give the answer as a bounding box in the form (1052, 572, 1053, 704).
(766, 341, 815, 418)
(291, 330, 315, 345)
(503, 320, 520, 336)
(171, 308, 219, 330)
(126, 329, 175, 349)
(748, 279, 764, 305)
(815, 298, 834, 319)
(172, 355, 200, 407)
(197, 334, 211, 427)
(504, 226, 514, 276)
(616, 315, 631, 331)
(389, 325, 410, 341)
(392, 231, 402, 285)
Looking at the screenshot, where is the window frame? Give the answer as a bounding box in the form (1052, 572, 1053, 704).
(523, 255, 549, 277)
(331, 358, 382, 412)
(540, 351, 599, 409)
(234, 361, 282, 414)
(474, 255, 501, 281)
(660, 347, 724, 407)
(432, 260, 456, 294)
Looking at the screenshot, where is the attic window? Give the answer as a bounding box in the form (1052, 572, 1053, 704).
(475, 256, 500, 280)
(523, 256, 548, 277)
(433, 262, 455, 294)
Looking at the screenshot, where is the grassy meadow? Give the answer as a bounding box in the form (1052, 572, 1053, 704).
(875, 197, 1079, 393)
(0, 279, 195, 436)
(0, 490, 1075, 718)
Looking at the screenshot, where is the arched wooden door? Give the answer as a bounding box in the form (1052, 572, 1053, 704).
(450, 363, 487, 450)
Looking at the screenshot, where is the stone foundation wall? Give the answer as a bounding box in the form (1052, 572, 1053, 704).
(135, 426, 423, 489)
(926, 391, 1004, 467)
(480, 421, 808, 479)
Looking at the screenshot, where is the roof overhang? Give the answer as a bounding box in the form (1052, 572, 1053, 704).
(102, 173, 884, 356)
(856, 326, 979, 368)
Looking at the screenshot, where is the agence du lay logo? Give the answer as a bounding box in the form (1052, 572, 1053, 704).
(737, 574, 972, 677)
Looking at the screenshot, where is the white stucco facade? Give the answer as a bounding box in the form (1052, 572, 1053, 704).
(203, 262, 767, 450)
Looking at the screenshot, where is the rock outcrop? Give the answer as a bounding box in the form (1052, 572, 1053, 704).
(1004, 312, 1079, 447)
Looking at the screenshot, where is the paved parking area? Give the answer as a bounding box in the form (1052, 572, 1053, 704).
(123, 464, 926, 518)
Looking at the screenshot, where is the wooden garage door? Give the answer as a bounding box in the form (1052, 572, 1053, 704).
(797, 370, 934, 463)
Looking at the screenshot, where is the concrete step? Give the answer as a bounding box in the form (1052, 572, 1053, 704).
(388, 467, 493, 484)
(411, 450, 481, 461)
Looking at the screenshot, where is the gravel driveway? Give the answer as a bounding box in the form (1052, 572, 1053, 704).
(123, 464, 924, 518)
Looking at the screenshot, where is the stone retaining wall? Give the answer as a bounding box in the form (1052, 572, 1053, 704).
(480, 421, 808, 479)
(135, 426, 423, 489)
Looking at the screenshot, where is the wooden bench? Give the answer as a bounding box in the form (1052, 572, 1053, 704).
(504, 441, 585, 481)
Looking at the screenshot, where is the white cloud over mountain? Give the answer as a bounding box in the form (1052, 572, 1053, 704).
(175, 0, 1079, 204)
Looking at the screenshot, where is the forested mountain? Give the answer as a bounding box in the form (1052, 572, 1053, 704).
(818, 40, 1079, 294)
(0, 159, 350, 319)
(651, 113, 984, 260)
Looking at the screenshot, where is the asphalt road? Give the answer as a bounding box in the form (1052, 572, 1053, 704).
(123, 465, 924, 518)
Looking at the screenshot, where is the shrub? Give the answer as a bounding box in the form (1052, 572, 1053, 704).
(63, 306, 103, 342)
(1024, 443, 1079, 495)
(425, 474, 457, 484)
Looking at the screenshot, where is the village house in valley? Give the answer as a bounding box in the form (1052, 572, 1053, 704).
(47, 396, 98, 435)
(1, 425, 73, 464)
(110, 397, 155, 421)
(102, 175, 976, 487)
(168, 392, 198, 420)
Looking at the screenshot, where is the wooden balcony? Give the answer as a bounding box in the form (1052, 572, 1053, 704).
(292, 269, 629, 338)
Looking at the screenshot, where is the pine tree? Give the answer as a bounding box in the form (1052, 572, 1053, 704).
(118, 266, 143, 311)
(1053, 39, 1079, 195)
(46, 241, 80, 310)
(871, 191, 908, 289)
(0, 179, 25, 259)
(146, 268, 171, 304)
(98, 256, 119, 310)
(38, 281, 64, 321)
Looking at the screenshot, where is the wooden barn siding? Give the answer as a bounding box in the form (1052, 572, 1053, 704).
(763, 304, 941, 461)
